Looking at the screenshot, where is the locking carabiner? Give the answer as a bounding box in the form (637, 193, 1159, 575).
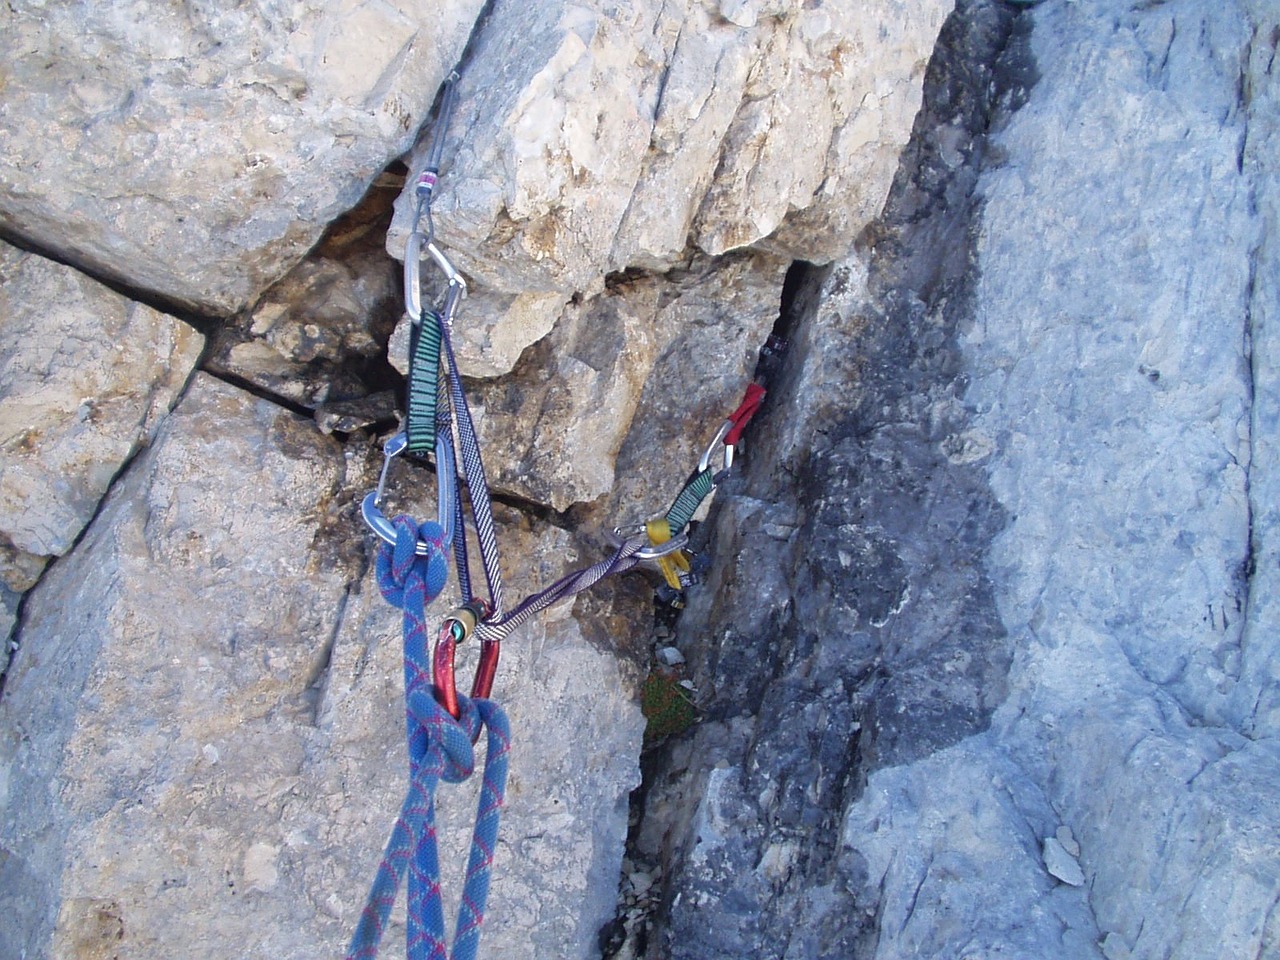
(432, 598, 500, 724)
(361, 432, 457, 555)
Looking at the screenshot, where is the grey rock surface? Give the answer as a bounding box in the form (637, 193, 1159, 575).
(0, 240, 203, 592)
(1043, 836, 1086, 887)
(462, 253, 786, 511)
(0, 584, 16, 674)
(952, 3, 1280, 956)
(6, 1, 1278, 958)
(205, 181, 404, 409)
(388, 0, 951, 378)
(640, 2, 1280, 958)
(0, 0, 487, 315)
(0, 374, 362, 960)
(0, 374, 646, 960)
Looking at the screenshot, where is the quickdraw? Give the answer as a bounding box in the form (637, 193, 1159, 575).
(611, 344, 783, 609)
(346, 67, 779, 960)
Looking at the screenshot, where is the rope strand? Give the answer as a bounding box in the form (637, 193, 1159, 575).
(346, 517, 508, 960)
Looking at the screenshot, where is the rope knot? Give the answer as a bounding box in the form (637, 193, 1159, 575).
(406, 687, 481, 784)
(376, 514, 449, 610)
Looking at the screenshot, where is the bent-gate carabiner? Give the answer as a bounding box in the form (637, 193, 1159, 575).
(606, 523, 690, 560)
(361, 432, 457, 555)
(404, 231, 468, 324)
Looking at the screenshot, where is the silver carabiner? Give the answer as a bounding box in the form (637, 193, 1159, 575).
(696, 418, 735, 475)
(606, 524, 690, 561)
(361, 432, 457, 554)
(404, 232, 468, 325)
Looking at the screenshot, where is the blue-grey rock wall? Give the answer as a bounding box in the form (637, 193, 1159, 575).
(640, 2, 1280, 958)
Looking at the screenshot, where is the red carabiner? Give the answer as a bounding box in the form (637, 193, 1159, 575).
(724, 382, 767, 446)
(432, 599, 500, 724)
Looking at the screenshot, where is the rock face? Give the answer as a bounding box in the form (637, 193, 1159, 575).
(5, 1, 1278, 959)
(638, 2, 1280, 959)
(0, 240, 203, 599)
(466, 253, 788, 512)
(0, 375, 647, 960)
(388, 0, 950, 378)
(0, 374, 361, 960)
(379, 0, 950, 511)
(0, 0, 487, 315)
(205, 181, 405, 409)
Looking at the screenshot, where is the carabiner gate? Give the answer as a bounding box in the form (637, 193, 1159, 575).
(404, 231, 468, 324)
(361, 432, 457, 555)
(606, 523, 691, 560)
(432, 599, 499, 724)
(697, 418, 735, 476)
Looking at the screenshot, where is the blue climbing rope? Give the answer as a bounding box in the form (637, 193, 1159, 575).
(346, 516, 510, 960)
(347, 62, 779, 959)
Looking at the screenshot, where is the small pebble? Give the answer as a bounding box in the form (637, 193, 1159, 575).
(1042, 836, 1085, 886)
(657, 646, 685, 666)
(1056, 824, 1080, 857)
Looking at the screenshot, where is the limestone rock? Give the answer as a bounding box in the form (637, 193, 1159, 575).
(0, 584, 17, 673)
(388, 0, 950, 377)
(641, 2, 1280, 958)
(842, 744, 1102, 958)
(954, 3, 1280, 956)
(0, 1, 487, 315)
(1233, 0, 1280, 738)
(0, 241, 203, 592)
(0, 374, 359, 960)
(410, 254, 786, 512)
(1042, 836, 1086, 887)
(206, 190, 404, 409)
(0, 373, 647, 959)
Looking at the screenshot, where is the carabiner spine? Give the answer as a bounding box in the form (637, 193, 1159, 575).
(432, 600, 500, 728)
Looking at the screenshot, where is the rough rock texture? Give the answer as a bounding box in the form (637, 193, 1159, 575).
(375, 0, 950, 514)
(8, 1, 1277, 958)
(0, 240, 203, 595)
(467, 253, 787, 512)
(638, 2, 1280, 959)
(0, 374, 361, 960)
(0, 374, 646, 960)
(950, 3, 1280, 956)
(205, 179, 404, 409)
(0, 3, 954, 955)
(389, 0, 950, 378)
(1240, 0, 1280, 739)
(0, 0, 486, 315)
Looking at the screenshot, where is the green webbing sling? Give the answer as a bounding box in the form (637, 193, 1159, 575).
(664, 468, 716, 533)
(406, 310, 443, 455)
